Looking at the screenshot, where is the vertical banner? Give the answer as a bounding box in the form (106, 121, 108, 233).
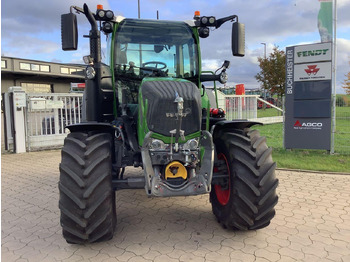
(318, 0, 333, 42)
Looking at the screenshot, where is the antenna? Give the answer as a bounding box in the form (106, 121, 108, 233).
(138, 0, 140, 19)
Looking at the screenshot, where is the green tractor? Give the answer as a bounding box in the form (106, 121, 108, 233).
(59, 3, 278, 244)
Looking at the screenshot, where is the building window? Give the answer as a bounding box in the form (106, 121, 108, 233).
(21, 83, 51, 93)
(61, 67, 69, 74)
(19, 62, 50, 72)
(1, 60, 6, 69)
(40, 65, 50, 72)
(72, 68, 84, 76)
(20, 62, 31, 70)
(61, 66, 84, 75)
(31, 64, 40, 71)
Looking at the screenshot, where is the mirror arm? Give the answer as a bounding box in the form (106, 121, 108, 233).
(82, 4, 101, 64)
(70, 6, 84, 14)
(200, 72, 227, 84)
(83, 4, 98, 31)
(201, 84, 206, 97)
(216, 15, 238, 29)
(200, 74, 220, 82)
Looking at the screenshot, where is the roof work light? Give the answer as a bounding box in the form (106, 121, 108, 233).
(95, 5, 114, 21)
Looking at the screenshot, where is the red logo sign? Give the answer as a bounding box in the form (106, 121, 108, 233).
(304, 65, 320, 76)
(294, 120, 323, 129)
(294, 120, 302, 127)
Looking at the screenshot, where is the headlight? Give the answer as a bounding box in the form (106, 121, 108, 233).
(105, 10, 114, 19)
(189, 139, 199, 149)
(208, 16, 216, 25)
(219, 71, 228, 84)
(85, 66, 96, 80)
(201, 16, 208, 25)
(198, 27, 210, 38)
(98, 10, 105, 18)
(184, 138, 199, 150)
(150, 139, 165, 150)
(102, 22, 113, 33)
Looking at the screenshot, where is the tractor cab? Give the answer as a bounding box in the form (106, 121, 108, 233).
(112, 19, 198, 80)
(110, 19, 199, 117)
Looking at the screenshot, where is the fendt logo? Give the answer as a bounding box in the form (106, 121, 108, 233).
(294, 120, 323, 130)
(297, 49, 329, 58)
(304, 65, 320, 76)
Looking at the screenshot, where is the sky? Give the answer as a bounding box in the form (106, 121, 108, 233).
(1, 0, 350, 94)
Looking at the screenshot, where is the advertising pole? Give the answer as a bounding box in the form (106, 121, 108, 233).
(331, 0, 337, 154)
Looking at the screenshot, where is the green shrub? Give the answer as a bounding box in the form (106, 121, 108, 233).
(336, 96, 346, 107)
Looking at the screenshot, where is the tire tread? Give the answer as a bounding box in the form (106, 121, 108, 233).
(210, 128, 278, 231)
(59, 132, 116, 244)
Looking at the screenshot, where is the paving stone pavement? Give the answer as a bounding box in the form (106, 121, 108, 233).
(1, 150, 350, 262)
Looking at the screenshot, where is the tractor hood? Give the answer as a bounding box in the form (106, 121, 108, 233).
(138, 78, 202, 144)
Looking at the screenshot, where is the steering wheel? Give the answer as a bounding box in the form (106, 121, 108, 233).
(142, 61, 167, 70)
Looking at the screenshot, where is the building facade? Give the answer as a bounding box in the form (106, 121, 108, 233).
(1, 56, 85, 94)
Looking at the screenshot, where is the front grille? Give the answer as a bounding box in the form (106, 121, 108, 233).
(140, 80, 202, 136)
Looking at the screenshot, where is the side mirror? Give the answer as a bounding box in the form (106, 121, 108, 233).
(61, 13, 78, 51)
(232, 22, 245, 57)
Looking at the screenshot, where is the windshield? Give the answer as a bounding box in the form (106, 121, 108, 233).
(114, 19, 198, 80)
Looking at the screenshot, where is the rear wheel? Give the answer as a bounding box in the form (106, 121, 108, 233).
(210, 128, 278, 230)
(59, 132, 116, 244)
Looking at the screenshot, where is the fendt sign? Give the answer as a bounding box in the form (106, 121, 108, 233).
(294, 42, 332, 63)
(296, 49, 329, 58)
(284, 42, 332, 150)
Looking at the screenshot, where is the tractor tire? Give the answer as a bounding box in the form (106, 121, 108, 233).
(59, 132, 116, 244)
(210, 128, 278, 230)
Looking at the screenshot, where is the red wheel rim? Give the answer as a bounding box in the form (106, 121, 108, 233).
(214, 153, 230, 206)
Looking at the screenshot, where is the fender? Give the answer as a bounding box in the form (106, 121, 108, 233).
(210, 120, 262, 138)
(65, 122, 114, 134)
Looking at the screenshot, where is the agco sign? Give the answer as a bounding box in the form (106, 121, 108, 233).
(294, 120, 323, 130)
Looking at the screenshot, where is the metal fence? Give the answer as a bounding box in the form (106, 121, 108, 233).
(223, 95, 258, 120)
(219, 95, 284, 124)
(12, 92, 349, 154)
(26, 93, 83, 150)
(334, 94, 350, 154)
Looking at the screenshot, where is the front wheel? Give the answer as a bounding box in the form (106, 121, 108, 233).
(210, 128, 278, 230)
(59, 132, 116, 244)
